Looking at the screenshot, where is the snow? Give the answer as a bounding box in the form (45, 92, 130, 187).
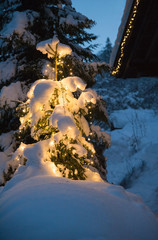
(0, 172, 158, 240)
(0, 152, 9, 184)
(62, 76, 87, 92)
(0, 11, 39, 43)
(36, 35, 72, 58)
(0, 131, 15, 185)
(91, 125, 111, 147)
(0, 131, 13, 152)
(110, 0, 134, 67)
(78, 89, 97, 109)
(29, 80, 59, 124)
(0, 58, 17, 84)
(68, 143, 87, 157)
(106, 108, 158, 213)
(14, 75, 109, 182)
(28, 77, 86, 127)
(0, 81, 26, 108)
(1, 11, 28, 37)
(49, 105, 80, 139)
(59, 12, 86, 26)
(80, 115, 90, 136)
(0, 81, 158, 239)
(60, 14, 78, 26)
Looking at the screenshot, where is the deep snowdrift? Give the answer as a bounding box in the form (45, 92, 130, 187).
(107, 108, 158, 214)
(0, 170, 158, 240)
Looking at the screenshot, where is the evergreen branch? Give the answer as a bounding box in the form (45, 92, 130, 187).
(48, 43, 56, 54)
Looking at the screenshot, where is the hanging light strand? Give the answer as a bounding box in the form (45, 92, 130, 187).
(112, 0, 141, 76)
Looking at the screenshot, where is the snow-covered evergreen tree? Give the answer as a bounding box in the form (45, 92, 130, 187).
(5, 36, 110, 182)
(98, 37, 112, 64)
(0, 0, 108, 133)
(0, 0, 109, 184)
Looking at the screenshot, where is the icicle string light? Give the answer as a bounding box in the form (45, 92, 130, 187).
(112, 0, 140, 76)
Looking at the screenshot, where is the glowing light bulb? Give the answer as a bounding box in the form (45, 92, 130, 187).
(21, 118, 24, 124)
(50, 140, 54, 146)
(20, 145, 25, 150)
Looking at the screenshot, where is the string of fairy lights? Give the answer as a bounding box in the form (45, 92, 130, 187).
(41, 39, 96, 166)
(42, 55, 95, 164)
(88, 104, 95, 163)
(112, 0, 141, 76)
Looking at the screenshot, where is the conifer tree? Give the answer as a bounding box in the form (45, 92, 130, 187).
(12, 36, 110, 181)
(99, 37, 113, 64)
(0, 0, 109, 184)
(0, 0, 108, 134)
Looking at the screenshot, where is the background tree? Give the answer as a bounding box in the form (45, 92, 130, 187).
(98, 37, 113, 64)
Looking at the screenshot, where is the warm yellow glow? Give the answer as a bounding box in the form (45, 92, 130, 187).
(112, 0, 140, 76)
(20, 144, 25, 151)
(40, 106, 43, 111)
(49, 140, 54, 146)
(21, 118, 24, 124)
(51, 162, 61, 177)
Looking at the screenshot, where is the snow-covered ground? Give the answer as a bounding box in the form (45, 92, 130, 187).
(106, 108, 158, 214)
(93, 75, 158, 214)
(0, 75, 158, 239)
(0, 168, 158, 240)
